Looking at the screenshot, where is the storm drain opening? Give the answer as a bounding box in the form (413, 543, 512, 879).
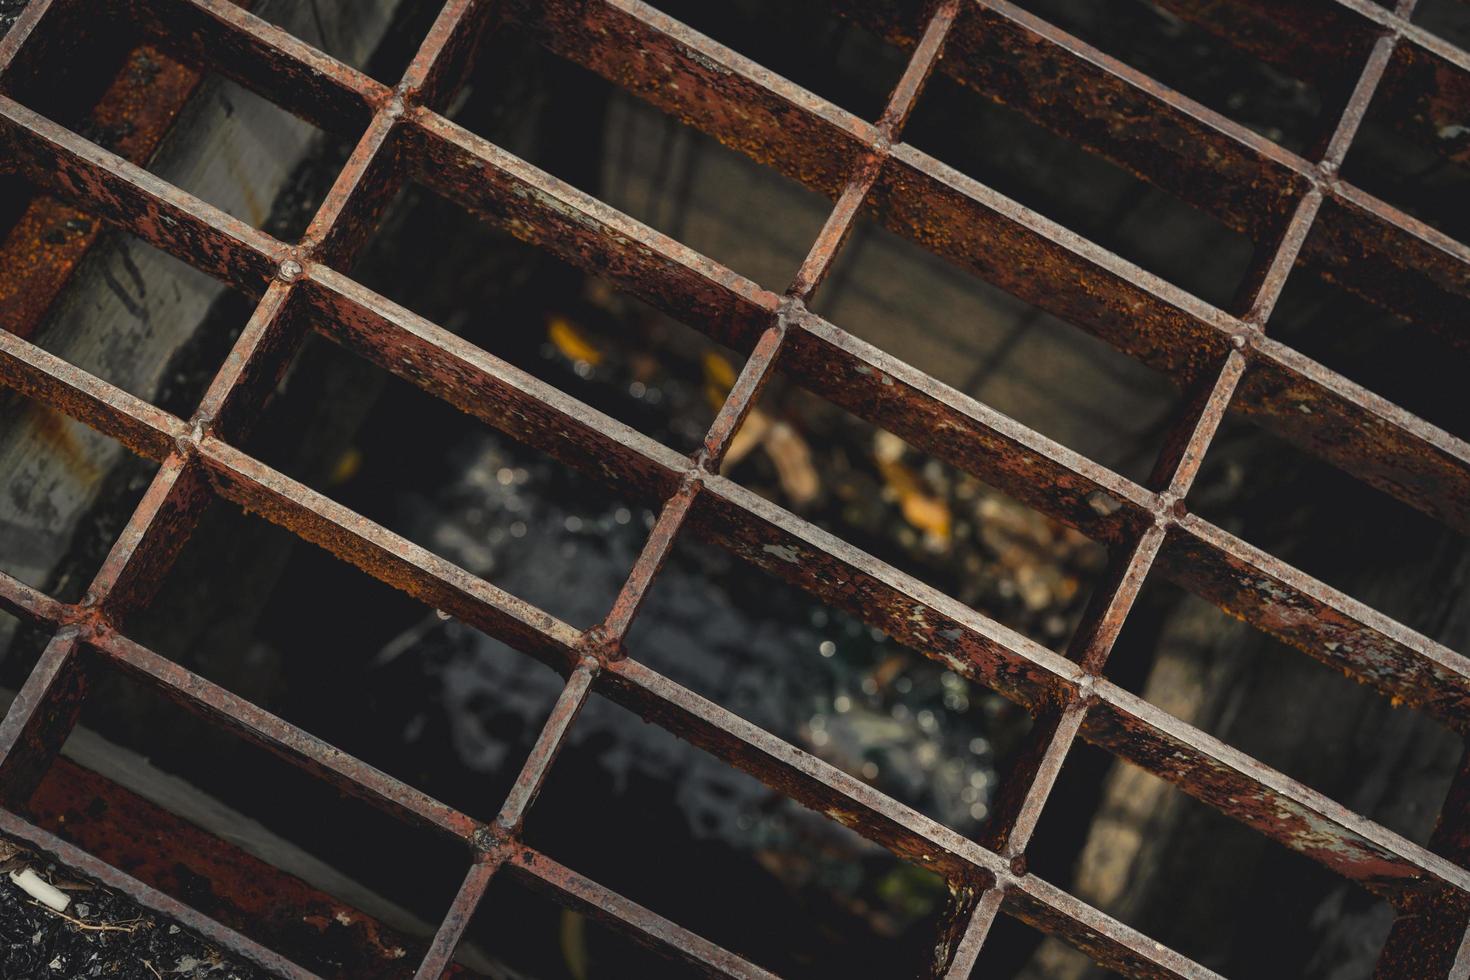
(3, 0, 1470, 978)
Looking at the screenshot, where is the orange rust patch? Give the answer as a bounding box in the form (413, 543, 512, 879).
(0, 46, 200, 339)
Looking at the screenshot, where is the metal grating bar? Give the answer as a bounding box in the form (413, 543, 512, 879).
(0, 805, 316, 979)
(0, 0, 1466, 976)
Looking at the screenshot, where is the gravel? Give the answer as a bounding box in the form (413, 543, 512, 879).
(0, 836, 273, 980)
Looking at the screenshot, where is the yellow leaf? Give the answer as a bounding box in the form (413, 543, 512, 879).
(560, 909, 589, 980)
(702, 351, 738, 392)
(328, 446, 362, 486)
(720, 407, 772, 471)
(704, 352, 742, 410)
(878, 459, 951, 542)
(765, 421, 820, 507)
(901, 491, 952, 542)
(548, 316, 603, 366)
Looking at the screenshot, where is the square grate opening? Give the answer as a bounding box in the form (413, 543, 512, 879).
(623, 531, 1039, 839)
(520, 691, 949, 977)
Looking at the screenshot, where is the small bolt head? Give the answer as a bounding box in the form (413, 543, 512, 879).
(278, 258, 304, 283)
(1230, 333, 1247, 351)
(1008, 854, 1027, 877)
(1155, 491, 1187, 523)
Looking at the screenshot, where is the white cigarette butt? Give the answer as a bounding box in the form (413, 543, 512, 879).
(9, 868, 70, 912)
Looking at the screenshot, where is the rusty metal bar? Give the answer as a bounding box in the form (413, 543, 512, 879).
(87, 627, 483, 841)
(0, 631, 86, 809)
(28, 756, 447, 980)
(1, 0, 1468, 973)
(788, 166, 878, 303)
(5, 272, 1468, 897)
(410, 657, 598, 976)
(0, 569, 68, 626)
(398, 0, 497, 112)
(0, 0, 60, 75)
(937, 0, 1309, 242)
(1147, 355, 1247, 498)
(501, 0, 875, 200)
(943, 27, 1408, 943)
(596, 481, 698, 648)
(1375, 745, 1470, 976)
(0, 805, 318, 979)
(983, 701, 1091, 865)
(193, 280, 310, 440)
(941, 886, 1007, 979)
(400, 107, 780, 350)
(0, 43, 202, 338)
(412, 855, 503, 980)
(1159, 518, 1470, 723)
(1321, 34, 1401, 166)
(1003, 874, 1222, 979)
(493, 0, 1470, 532)
(85, 454, 213, 621)
(131, 0, 387, 138)
(197, 434, 583, 667)
(700, 322, 786, 470)
(1372, 28, 1470, 170)
(0, 95, 283, 289)
(506, 846, 778, 978)
(299, 267, 689, 499)
(494, 658, 599, 835)
(301, 109, 406, 269)
(1305, 187, 1470, 354)
(0, 326, 188, 460)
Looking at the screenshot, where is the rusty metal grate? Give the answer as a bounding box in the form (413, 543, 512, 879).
(2, 0, 1470, 975)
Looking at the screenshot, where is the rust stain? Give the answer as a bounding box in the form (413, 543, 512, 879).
(0, 46, 201, 339)
(26, 401, 103, 486)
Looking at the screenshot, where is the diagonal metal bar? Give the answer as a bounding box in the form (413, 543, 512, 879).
(494, 658, 599, 834)
(506, 846, 778, 978)
(0, 631, 86, 809)
(1, 0, 1468, 975)
(0, 806, 319, 979)
(131, 0, 388, 137)
(412, 854, 505, 980)
(6, 275, 1469, 901)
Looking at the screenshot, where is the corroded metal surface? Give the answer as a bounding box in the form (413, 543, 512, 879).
(0, 41, 202, 339)
(0, 0, 1469, 976)
(28, 756, 457, 980)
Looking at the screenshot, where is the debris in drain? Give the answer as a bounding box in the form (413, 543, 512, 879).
(9, 867, 70, 913)
(0, 836, 268, 980)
